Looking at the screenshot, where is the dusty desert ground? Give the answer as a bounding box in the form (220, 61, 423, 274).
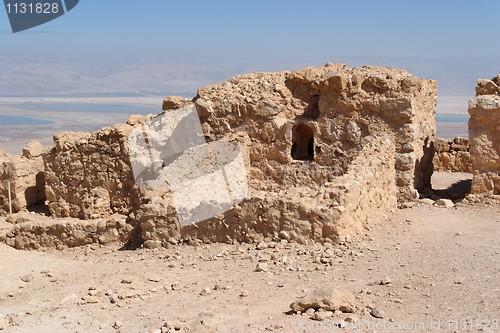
(0, 173, 499, 333)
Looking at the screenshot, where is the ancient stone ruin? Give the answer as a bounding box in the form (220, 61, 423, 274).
(0, 142, 45, 215)
(468, 75, 500, 194)
(2, 64, 497, 251)
(1, 64, 438, 249)
(433, 137, 472, 172)
(43, 127, 142, 219)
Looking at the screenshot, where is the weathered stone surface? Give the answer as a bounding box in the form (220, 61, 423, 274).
(127, 114, 156, 126)
(435, 198, 455, 208)
(476, 79, 500, 96)
(0, 214, 133, 250)
(162, 96, 191, 111)
(4, 64, 438, 249)
(0, 151, 45, 214)
(43, 125, 142, 219)
(22, 141, 45, 159)
(433, 137, 472, 172)
(290, 286, 356, 312)
(469, 75, 500, 194)
(195, 64, 436, 203)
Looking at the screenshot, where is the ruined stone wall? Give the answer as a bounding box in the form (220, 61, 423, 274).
(194, 64, 436, 202)
(0, 146, 45, 214)
(43, 125, 142, 219)
(131, 64, 436, 247)
(175, 133, 397, 245)
(0, 214, 133, 250)
(36, 64, 437, 249)
(468, 75, 500, 194)
(433, 137, 472, 172)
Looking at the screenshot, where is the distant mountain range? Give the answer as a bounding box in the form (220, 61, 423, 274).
(0, 54, 238, 96)
(0, 53, 497, 98)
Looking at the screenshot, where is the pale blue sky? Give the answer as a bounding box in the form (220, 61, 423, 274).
(1, 0, 499, 96)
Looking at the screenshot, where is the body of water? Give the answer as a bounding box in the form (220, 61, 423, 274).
(4, 103, 162, 115)
(0, 114, 54, 126)
(436, 114, 469, 123)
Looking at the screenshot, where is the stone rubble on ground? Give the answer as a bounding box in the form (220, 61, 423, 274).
(435, 198, 455, 208)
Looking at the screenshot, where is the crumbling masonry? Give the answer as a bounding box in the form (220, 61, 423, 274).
(34, 64, 437, 248)
(468, 76, 500, 194)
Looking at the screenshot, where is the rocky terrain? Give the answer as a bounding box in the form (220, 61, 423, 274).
(0, 68, 499, 332)
(0, 191, 499, 333)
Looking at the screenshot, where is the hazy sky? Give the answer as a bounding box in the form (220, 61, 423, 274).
(1, 0, 499, 96)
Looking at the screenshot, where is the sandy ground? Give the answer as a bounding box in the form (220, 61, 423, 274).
(0, 173, 499, 333)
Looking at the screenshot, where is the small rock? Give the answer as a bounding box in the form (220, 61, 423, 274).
(311, 310, 333, 321)
(83, 296, 100, 304)
(121, 278, 133, 284)
(162, 96, 190, 111)
(21, 274, 33, 283)
(255, 263, 269, 272)
(370, 307, 384, 319)
(113, 321, 122, 329)
(379, 276, 391, 285)
(22, 141, 44, 158)
(200, 287, 211, 296)
(171, 281, 182, 291)
(162, 319, 186, 331)
(400, 201, 416, 209)
(239, 290, 249, 297)
(419, 198, 435, 206)
(256, 241, 269, 250)
(148, 276, 162, 283)
(304, 308, 315, 316)
(435, 199, 455, 208)
(118, 290, 138, 299)
(339, 305, 354, 313)
(0, 318, 9, 330)
(345, 315, 358, 323)
(290, 287, 356, 312)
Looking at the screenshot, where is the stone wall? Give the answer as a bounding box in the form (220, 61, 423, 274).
(433, 137, 472, 172)
(43, 126, 142, 219)
(0, 214, 133, 250)
(134, 133, 396, 247)
(132, 64, 435, 247)
(468, 75, 500, 194)
(0, 143, 45, 214)
(194, 64, 436, 203)
(10, 64, 437, 249)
